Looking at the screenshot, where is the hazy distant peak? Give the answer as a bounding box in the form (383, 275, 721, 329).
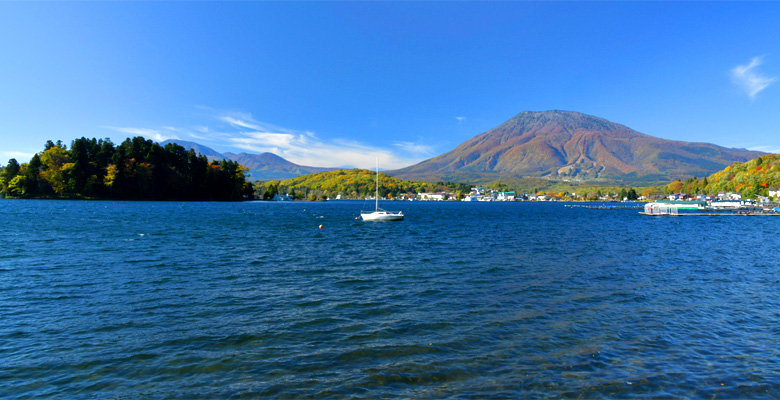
(162, 141, 336, 180)
(161, 140, 224, 159)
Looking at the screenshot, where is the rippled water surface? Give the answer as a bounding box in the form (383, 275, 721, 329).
(2, 199, 780, 399)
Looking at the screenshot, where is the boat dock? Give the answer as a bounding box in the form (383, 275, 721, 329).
(640, 200, 780, 216)
(565, 204, 643, 210)
(639, 211, 780, 216)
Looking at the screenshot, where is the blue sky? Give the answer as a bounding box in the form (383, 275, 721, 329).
(1, 2, 779, 170)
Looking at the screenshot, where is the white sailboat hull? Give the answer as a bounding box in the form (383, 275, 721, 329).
(361, 210, 404, 221)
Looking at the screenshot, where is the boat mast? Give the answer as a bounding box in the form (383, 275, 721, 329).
(375, 158, 379, 211)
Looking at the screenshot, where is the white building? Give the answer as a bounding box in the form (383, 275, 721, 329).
(728, 193, 743, 201)
(496, 191, 516, 201)
(273, 193, 293, 201)
(710, 200, 742, 210)
(418, 192, 448, 201)
(717, 192, 742, 201)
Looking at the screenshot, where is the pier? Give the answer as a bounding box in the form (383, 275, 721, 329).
(640, 200, 780, 216)
(640, 211, 780, 217)
(565, 204, 643, 210)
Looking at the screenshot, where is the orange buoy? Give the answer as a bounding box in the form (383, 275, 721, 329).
(318, 224, 323, 229)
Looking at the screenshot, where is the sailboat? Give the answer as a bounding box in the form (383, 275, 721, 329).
(361, 159, 404, 221)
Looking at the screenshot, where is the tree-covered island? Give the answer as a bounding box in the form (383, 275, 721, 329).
(0, 137, 253, 201)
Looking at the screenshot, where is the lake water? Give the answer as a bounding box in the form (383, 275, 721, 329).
(1, 199, 779, 399)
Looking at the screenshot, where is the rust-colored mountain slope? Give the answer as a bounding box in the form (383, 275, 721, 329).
(390, 111, 765, 184)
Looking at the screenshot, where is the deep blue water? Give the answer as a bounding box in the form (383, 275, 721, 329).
(1, 199, 780, 399)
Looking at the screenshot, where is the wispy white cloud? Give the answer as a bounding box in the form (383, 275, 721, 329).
(455, 116, 466, 123)
(0, 151, 36, 162)
(208, 112, 427, 169)
(227, 128, 418, 169)
(187, 131, 211, 141)
(219, 116, 264, 131)
(103, 126, 180, 143)
(393, 141, 436, 157)
(102, 112, 430, 169)
(731, 56, 777, 99)
(748, 145, 780, 154)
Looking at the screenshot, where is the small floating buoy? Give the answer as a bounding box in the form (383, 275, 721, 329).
(318, 224, 323, 229)
(355, 217, 359, 220)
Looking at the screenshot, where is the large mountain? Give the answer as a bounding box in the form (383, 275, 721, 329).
(389, 111, 767, 184)
(161, 140, 336, 180)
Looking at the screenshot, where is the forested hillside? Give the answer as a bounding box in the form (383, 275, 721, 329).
(666, 154, 780, 198)
(0, 137, 253, 200)
(255, 169, 471, 200)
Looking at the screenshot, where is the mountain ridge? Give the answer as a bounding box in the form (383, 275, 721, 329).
(388, 110, 766, 185)
(164, 111, 768, 185)
(161, 140, 337, 180)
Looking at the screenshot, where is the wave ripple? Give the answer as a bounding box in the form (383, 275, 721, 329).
(2, 200, 779, 399)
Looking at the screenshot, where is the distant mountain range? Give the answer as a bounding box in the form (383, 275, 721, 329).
(221, 152, 336, 180)
(164, 111, 768, 185)
(161, 140, 337, 181)
(388, 111, 766, 185)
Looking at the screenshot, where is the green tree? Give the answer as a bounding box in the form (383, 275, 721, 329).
(25, 154, 43, 196)
(2, 159, 20, 181)
(40, 145, 76, 195)
(264, 183, 278, 200)
(7, 175, 27, 196)
(69, 137, 91, 194)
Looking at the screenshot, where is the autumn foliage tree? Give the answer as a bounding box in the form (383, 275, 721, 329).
(1, 137, 251, 201)
(673, 155, 780, 199)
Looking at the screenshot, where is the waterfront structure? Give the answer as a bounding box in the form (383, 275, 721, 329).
(497, 191, 516, 201)
(710, 200, 742, 210)
(418, 192, 448, 201)
(642, 200, 705, 216)
(656, 200, 707, 209)
(273, 193, 293, 201)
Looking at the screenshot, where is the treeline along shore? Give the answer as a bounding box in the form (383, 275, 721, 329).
(4, 136, 780, 203)
(0, 137, 253, 201)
